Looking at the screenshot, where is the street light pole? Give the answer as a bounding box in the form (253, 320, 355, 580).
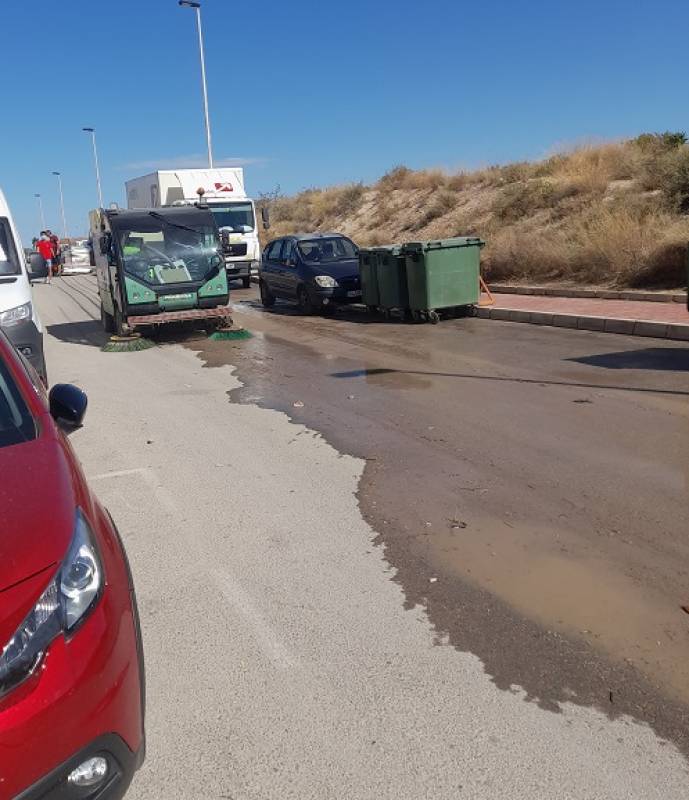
(34, 193, 46, 231)
(52, 172, 68, 240)
(82, 127, 104, 208)
(179, 1, 214, 168)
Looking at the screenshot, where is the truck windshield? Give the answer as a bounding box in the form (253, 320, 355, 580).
(211, 203, 255, 233)
(116, 215, 220, 286)
(0, 219, 21, 276)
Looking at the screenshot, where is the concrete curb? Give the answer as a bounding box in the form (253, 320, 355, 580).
(487, 284, 687, 304)
(475, 306, 689, 341)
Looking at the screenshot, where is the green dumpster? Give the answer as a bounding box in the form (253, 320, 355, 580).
(375, 245, 409, 316)
(358, 248, 381, 311)
(402, 237, 485, 323)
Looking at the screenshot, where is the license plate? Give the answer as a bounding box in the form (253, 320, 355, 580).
(347, 290, 361, 298)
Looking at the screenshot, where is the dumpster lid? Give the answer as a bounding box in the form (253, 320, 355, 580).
(403, 236, 485, 252)
(373, 244, 404, 256)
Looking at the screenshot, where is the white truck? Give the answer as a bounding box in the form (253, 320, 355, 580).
(125, 168, 260, 287)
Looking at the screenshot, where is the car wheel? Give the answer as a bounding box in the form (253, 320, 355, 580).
(242, 276, 251, 289)
(101, 303, 115, 333)
(259, 279, 276, 308)
(297, 286, 316, 315)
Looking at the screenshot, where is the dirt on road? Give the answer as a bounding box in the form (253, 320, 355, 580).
(188, 289, 689, 753)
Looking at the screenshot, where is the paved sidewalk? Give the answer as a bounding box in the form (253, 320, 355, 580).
(477, 292, 689, 340)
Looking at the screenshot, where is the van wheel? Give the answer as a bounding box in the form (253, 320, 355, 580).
(242, 276, 251, 289)
(259, 279, 275, 308)
(101, 303, 115, 333)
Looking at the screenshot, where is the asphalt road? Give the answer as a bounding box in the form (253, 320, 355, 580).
(35, 276, 689, 798)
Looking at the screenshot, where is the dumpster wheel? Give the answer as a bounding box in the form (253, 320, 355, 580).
(428, 310, 440, 324)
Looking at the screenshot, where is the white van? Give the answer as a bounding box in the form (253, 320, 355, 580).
(0, 188, 47, 383)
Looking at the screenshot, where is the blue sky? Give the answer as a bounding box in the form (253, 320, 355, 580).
(1, 0, 687, 241)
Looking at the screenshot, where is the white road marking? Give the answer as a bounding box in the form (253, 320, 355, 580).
(89, 467, 178, 514)
(210, 569, 298, 671)
(90, 467, 150, 481)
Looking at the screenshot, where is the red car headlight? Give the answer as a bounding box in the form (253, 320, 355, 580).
(0, 510, 103, 697)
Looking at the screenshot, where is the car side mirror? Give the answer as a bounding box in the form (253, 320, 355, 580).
(49, 383, 88, 428)
(27, 252, 49, 282)
(261, 207, 270, 230)
(99, 234, 111, 255)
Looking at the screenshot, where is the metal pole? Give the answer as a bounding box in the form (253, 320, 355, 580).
(35, 194, 46, 231)
(90, 130, 104, 208)
(194, 5, 214, 168)
(53, 172, 68, 240)
(84, 128, 104, 208)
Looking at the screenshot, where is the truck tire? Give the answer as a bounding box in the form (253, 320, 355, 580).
(242, 276, 251, 289)
(101, 303, 115, 333)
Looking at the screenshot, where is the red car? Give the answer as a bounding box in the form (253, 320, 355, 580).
(0, 330, 145, 798)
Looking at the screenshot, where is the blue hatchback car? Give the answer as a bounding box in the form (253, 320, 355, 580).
(259, 233, 361, 314)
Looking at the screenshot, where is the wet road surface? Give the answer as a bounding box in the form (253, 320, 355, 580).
(194, 287, 689, 752)
(34, 276, 689, 797)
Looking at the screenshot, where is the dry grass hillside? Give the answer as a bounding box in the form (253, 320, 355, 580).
(259, 133, 689, 288)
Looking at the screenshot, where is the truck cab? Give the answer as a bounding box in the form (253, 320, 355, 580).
(91, 205, 230, 336)
(205, 198, 258, 288)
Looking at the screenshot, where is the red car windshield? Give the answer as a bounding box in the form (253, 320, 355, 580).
(0, 360, 36, 448)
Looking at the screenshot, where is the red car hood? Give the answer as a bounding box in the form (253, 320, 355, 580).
(0, 433, 76, 593)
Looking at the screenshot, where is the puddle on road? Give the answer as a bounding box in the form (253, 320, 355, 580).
(331, 367, 434, 391)
(428, 517, 689, 702)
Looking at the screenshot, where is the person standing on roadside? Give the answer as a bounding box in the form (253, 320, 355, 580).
(36, 231, 53, 284)
(46, 229, 61, 277)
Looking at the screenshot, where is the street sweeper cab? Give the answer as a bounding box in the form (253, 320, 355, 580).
(91, 205, 230, 335)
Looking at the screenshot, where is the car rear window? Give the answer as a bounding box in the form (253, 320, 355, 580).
(0, 359, 36, 448)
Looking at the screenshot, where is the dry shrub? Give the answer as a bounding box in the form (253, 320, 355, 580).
(373, 195, 394, 228)
(272, 189, 317, 229)
(491, 179, 579, 222)
(379, 166, 413, 190)
(360, 230, 385, 247)
(379, 166, 447, 191)
(546, 144, 630, 192)
(568, 201, 689, 286)
(308, 182, 365, 223)
(452, 211, 485, 238)
(406, 169, 447, 190)
(497, 161, 538, 184)
(639, 144, 689, 210)
(485, 199, 689, 287)
(409, 190, 458, 230)
(445, 172, 471, 191)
